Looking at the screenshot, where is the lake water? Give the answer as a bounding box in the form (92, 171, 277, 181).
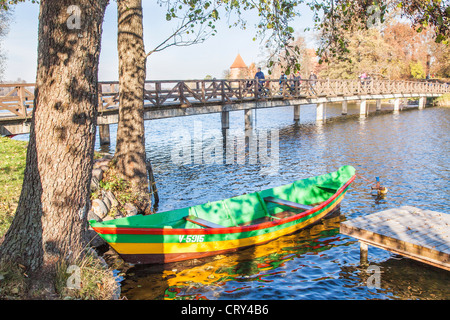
(69, 102, 450, 299)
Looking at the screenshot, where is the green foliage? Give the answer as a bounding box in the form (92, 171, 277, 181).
(0, 0, 38, 11)
(409, 61, 425, 79)
(159, 0, 302, 74)
(93, 165, 144, 212)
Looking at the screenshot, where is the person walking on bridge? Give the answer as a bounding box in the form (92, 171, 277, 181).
(255, 67, 266, 96)
(255, 67, 265, 84)
(309, 71, 317, 95)
(279, 71, 287, 94)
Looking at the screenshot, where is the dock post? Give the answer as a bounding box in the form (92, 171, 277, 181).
(359, 100, 367, 118)
(244, 109, 253, 131)
(360, 241, 369, 266)
(341, 100, 348, 115)
(221, 110, 230, 130)
(418, 97, 425, 110)
(376, 99, 382, 111)
(393, 98, 401, 113)
(99, 124, 110, 145)
(316, 103, 325, 122)
(294, 105, 300, 121)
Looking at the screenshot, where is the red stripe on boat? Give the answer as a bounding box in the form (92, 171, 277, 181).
(93, 174, 356, 236)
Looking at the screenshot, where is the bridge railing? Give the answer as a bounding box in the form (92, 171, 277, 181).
(0, 83, 36, 118)
(1, 79, 448, 118)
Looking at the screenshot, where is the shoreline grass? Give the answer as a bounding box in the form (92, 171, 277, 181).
(0, 136, 27, 238)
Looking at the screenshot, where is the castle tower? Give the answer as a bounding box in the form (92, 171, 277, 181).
(229, 54, 248, 79)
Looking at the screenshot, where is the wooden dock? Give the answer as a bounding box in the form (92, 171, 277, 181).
(340, 206, 450, 271)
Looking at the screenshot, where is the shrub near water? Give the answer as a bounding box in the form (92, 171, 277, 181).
(435, 93, 450, 106)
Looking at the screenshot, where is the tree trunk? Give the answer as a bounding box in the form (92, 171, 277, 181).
(0, 0, 108, 272)
(115, 0, 152, 214)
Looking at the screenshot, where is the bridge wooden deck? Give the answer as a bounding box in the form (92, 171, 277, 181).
(1, 78, 448, 135)
(340, 206, 450, 271)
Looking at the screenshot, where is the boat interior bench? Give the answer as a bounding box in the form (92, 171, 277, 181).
(263, 197, 313, 211)
(184, 215, 225, 228)
(316, 184, 339, 193)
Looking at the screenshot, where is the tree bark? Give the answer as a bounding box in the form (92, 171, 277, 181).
(115, 0, 152, 214)
(0, 0, 108, 272)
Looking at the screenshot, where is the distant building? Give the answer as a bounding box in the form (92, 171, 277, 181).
(229, 54, 248, 79)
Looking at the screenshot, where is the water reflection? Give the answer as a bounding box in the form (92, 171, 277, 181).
(120, 215, 346, 300)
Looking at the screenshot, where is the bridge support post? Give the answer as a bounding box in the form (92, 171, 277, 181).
(99, 124, 110, 145)
(376, 99, 382, 111)
(244, 109, 253, 131)
(341, 100, 348, 115)
(418, 97, 425, 110)
(316, 103, 325, 122)
(359, 100, 367, 118)
(221, 111, 230, 130)
(394, 98, 401, 113)
(294, 105, 300, 121)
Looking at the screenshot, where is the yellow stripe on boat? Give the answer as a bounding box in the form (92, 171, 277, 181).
(109, 192, 345, 255)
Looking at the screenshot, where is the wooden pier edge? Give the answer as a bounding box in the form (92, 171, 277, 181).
(340, 206, 450, 272)
(341, 224, 450, 271)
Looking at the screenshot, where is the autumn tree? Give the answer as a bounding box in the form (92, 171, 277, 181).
(318, 15, 449, 81)
(430, 43, 450, 78)
(318, 26, 400, 79)
(312, 0, 448, 70)
(0, 0, 109, 285)
(266, 35, 317, 79)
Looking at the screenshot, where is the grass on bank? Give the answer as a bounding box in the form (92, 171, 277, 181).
(0, 249, 119, 300)
(0, 136, 119, 300)
(0, 136, 27, 238)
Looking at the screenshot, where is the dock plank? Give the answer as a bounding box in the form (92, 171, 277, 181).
(340, 206, 450, 271)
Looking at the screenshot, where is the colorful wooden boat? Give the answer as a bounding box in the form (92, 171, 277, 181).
(90, 165, 356, 264)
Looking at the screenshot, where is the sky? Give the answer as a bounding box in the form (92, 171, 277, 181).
(2, 2, 318, 82)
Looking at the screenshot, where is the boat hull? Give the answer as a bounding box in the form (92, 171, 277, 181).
(92, 172, 355, 265)
(117, 204, 342, 264)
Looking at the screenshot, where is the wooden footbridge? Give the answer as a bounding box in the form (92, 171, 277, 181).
(1, 78, 448, 141)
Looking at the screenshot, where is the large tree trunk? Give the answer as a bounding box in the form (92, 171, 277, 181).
(0, 0, 108, 272)
(115, 0, 152, 214)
